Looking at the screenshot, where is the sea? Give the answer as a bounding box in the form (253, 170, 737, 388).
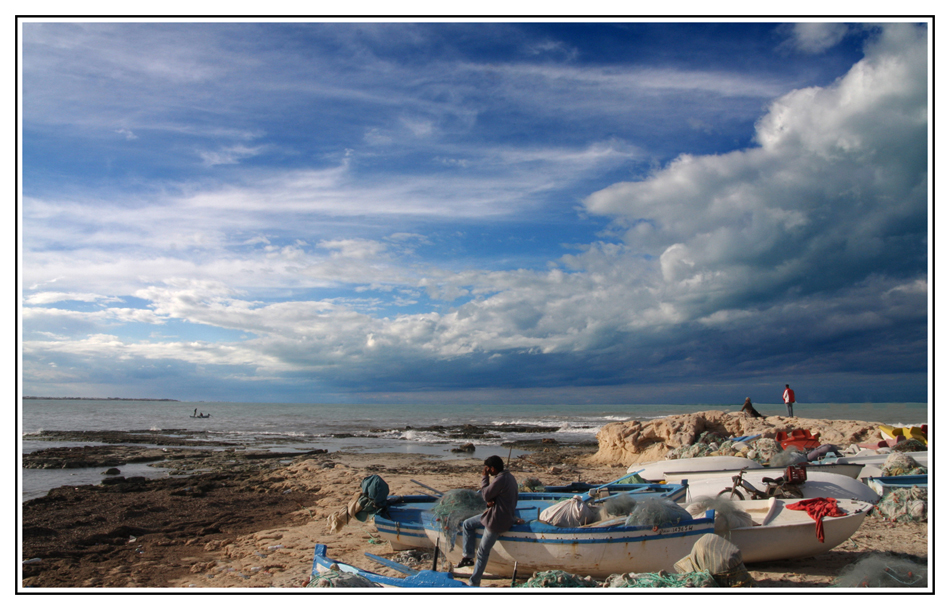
(20, 399, 928, 502)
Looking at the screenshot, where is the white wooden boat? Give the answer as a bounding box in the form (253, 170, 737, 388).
(664, 462, 863, 481)
(866, 474, 928, 497)
(685, 498, 873, 563)
(630, 456, 763, 480)
(683, 471, 880, 504)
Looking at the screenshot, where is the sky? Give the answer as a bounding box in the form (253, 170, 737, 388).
(18, 19, 932, 405)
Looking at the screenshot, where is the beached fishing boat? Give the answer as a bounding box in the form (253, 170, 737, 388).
(683, 471, 880, 503)
(686, 498, 874, 563)
(375, 480, 688, 552)
(374, 500, 716, 578)
(866, 475, 928, 497)
(310, 544, 472, 588)
(631, 455, 862, 482)
(824, 451, 928, 480)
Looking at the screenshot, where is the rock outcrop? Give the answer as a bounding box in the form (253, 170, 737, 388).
(583, 410, 885, 467)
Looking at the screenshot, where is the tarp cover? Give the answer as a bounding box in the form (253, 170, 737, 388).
(539, 495, 597, 527)
(674, 533, 754, 587)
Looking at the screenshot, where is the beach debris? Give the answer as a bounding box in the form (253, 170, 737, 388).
(451, 443, 476, 453)
(874, 487, 927, 523)
(832, 553, 927, 588)
(674, 533, 755, 587)
(518, 570, 597, 588)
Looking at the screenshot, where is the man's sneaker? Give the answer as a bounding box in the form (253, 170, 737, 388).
(456, 557, 475, 568)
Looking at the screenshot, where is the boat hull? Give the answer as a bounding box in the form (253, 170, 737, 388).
(713, 499, 873, 563)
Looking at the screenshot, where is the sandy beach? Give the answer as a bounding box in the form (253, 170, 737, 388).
(21, 439, 928, 590)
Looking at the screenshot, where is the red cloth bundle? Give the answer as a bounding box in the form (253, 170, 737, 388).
(786, 497, 847, 542)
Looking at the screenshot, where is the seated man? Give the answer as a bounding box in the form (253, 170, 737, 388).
(457, 455, 518, 586)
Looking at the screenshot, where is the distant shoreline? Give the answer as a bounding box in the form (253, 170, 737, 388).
(23, 396, 179, 402)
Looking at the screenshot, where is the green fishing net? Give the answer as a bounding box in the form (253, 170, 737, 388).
(432, 489, 486, 550)
(604, 571, 717, 588)
(614, 472, 647, 484)
(518, 570, 597, 588)
(892, 439, 927, 453)
(744, 438, 783, 464)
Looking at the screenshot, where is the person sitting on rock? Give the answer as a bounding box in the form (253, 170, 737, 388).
(740, 398, 764, 419)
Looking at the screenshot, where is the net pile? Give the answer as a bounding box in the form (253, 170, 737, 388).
(624, 497, 693, 528)
(873, 487, 927, 523)
(768, 447, 806, 467)
(881, 452, 926, 476)
(833, 553, 928, 588)
(892, 439, 927, 453)
(674, 533, 755, 588)
(518, 570, 597, 588)
(600, 493, 637, 518)
(432, 489, 486, 549)
(604, 570, 717, 588)
(743, 438, 783, 464)
(307, 571, 381, 588)
(684, 497, 756, 534)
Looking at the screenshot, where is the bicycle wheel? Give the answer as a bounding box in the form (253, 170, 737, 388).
(717, 488, 744, 500)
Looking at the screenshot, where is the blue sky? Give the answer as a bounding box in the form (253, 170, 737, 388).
(19, 20, 931, 404)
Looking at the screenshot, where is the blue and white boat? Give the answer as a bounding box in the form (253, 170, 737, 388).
(375, 479, 688, 552)
(373, 496, 715, 578)
(310, 544, 473, 588)
(866, 474, 928, 497)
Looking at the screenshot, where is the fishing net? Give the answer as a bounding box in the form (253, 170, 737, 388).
(519, 477, 545, 492)
(832, 553, 928, 588)
(624, 497, 693, 528)
(873, 487, 927, 523)
(674, 533, 755, 588)
(744, 438, 783, 464)
(307, 571, 382, 588)
(684, 497, 756, 533)
(600, 493, 637, 518)
(432, 489, 486, 550)
(892, 439, 927, 453)
(518, 570, 597, 588)
(604, 570, 718, 588)
(881, 452, 926, 476)
(768, 447, 807, 467)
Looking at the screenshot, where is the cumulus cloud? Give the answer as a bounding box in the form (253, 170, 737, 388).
(780, 23, 851, 54)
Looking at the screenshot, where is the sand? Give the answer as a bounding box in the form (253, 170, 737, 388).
(21, 444, 929, 590)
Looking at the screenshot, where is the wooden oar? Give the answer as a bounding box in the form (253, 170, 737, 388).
(411, 479, 444, 497)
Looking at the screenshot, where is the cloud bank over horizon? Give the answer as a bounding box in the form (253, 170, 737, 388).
(20, 21, 930, 404)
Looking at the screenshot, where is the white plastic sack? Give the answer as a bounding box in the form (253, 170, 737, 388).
(539, 495, 597, 527)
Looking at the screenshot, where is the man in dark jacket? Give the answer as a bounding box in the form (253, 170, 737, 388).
(457, 455, 518, 586)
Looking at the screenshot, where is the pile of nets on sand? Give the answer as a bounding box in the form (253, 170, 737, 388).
(833, 553, 928, 588)
(873, 487, 927, 523)
(604, 571, 717, 588)
(665, 435, 783, 465)
(892, 439, 927, 453)
(518, 570, 598, 588)
(432, 489, 486, 549)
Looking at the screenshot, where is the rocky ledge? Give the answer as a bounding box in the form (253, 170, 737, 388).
(584, 410, 887, 466)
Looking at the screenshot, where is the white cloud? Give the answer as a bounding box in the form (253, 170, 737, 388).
(781, 23, 850, 54)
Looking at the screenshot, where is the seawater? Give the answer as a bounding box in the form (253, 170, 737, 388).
(20, 399, 928, 501)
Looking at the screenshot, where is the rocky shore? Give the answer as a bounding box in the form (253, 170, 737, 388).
(20, 416, 929, 590)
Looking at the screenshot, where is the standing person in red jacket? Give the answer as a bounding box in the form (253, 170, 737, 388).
(783, 384, 796, 417)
